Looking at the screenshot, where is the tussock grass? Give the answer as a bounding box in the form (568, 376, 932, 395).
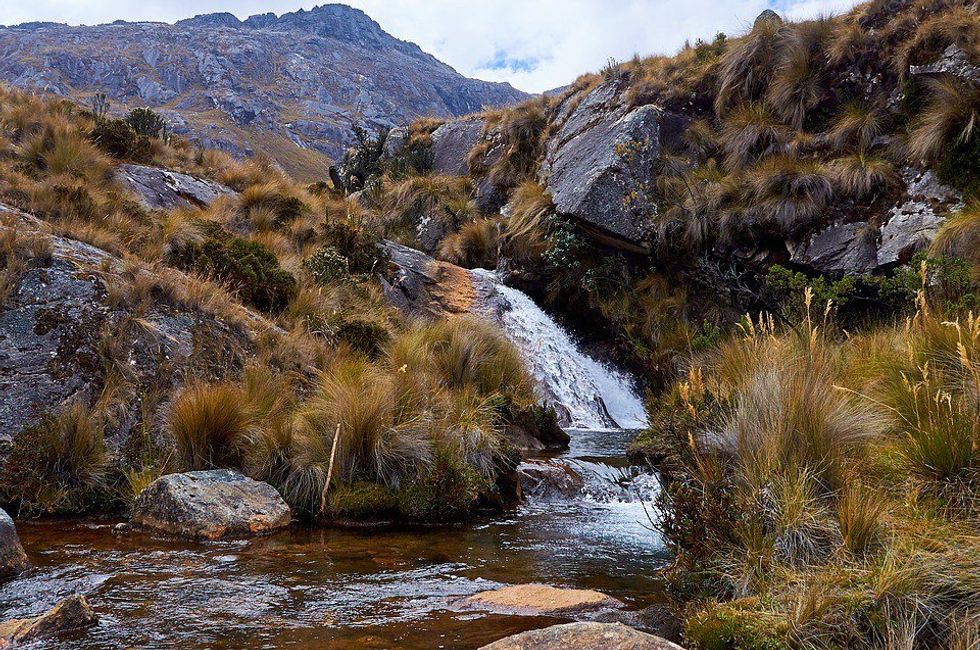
(169, 383, 257, 471)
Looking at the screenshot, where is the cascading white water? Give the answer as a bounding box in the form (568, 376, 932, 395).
(470, 269, 648, 430)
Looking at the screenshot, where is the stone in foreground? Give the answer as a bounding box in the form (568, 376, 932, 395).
(463, 584, 622, 616)
(116, 163, 236, 211)
(0, 595, 98, 646)
(132, 470, 291, 540)
(0, 509, 29, 583)
(480, 622, 685, 650)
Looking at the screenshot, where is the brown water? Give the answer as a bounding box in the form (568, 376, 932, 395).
(0, 430, 670, 649)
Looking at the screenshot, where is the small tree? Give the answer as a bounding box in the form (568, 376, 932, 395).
(125, 107, 166, 138)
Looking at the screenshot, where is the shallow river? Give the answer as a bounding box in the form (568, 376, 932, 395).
(0, 429, 669, 649)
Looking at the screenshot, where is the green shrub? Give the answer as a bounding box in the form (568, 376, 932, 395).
(321, 216, 387, 275)
(937, 134, 980, 201)
(397, 448, 484, 522)
(333, 317, 391, 359)
(124, 107, 166, 138)
(303, 246, 351, 285)
(89, 118, 152, 162)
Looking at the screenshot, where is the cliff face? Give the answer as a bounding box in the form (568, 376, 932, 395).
(0, 4, 528, 179)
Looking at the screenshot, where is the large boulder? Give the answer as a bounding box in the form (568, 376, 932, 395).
(518, 461, 584, 499)
(480, 622, 685, 650)
(116, 163, 236, 211)
(0, 509, 29, 583)
(0, 204, 256, 447)
(539, 79, 687, 252)
(462, 584, 622, 616)
(430, 117, 486, 176)
(877, 169, 962, 266)
(131, 470, 291, 539)
(379, 241, 477, 317)
(0, 595, 98, 645)
(791, 222, 878, 273)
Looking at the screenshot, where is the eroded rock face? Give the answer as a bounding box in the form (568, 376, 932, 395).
(0, 595, 98, 645)
(910, 44, 980, 85)
(462, 584, 623, 616)
(0, 509, 29, 583)
(791, 222, 878, 273)
(116, 163, 236, 211)
(0, 204, 255, 446)
(430, 118, 486, 176)
(131, 470, 291, 539)
(539, 80, 686, 252)
(518, 461, 584, 500)
(877, 169, 962, 266)
(479, 622, 685, 650)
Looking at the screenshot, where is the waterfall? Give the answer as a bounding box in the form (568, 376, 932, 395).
(470, 269, 648, 430)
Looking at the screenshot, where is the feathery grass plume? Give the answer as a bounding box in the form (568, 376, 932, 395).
(827, 17, 873, 66)
(682, 119, 721, 163)
(481, 96, 549, 190)
(715, 15, 785, 115)
(438, 217, 501, 268)
(838, 480, 887, 556)
(930, 204, 980, 275)
(908, 76, 979, 163)
(169, 382, 257, 471)
(720, 103, 790, 171)
(436, 388, 504, 481)
(828, 102, 885, 152)
(767, 466, 841, 566)
(292, 357, 433, 491)
(35, 401, 107, 489)
(827, 152, 899, 200)
(502, 180, 553, 262)
(744, 155, 835, 238)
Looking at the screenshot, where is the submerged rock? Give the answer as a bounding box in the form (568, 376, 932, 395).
(0, 509, 29, 583)
(518, 461, 584, 499)
(480, 622, 685, 650)
(116, 163, 236, 211)
(539, 79, 687, 252)
(0, 595, 98, 645)
(131, 470, 291, 540)
(462, 584, 622, 616)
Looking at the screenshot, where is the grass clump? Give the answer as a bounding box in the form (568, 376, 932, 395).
(169, 383, 257, 471)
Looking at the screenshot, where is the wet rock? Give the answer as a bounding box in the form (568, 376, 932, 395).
(910, 45, 980, 85)
(0, 595, 98, 645)
(379, 241, 476, 317)
(791, 222, 878, 273)
(480, 622, 685, 650)
(877, 169, 962, 266)
(462, 584, 623, 616)
(539, 79, 686, 252)
(116, 163, 236, 211)
(0, 509, 29, 583)
(131, 470, 291, 540)
(430, 117, 486, 176)
(518, 461, 584, 499)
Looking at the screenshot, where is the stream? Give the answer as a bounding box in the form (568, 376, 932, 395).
(0, 429, 669, 649)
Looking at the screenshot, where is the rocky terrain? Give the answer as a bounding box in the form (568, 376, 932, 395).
(0, 4, 527, 179)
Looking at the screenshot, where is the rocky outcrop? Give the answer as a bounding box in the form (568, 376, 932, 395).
(430, 118, 486, 176)
(0, 595, 98, 645)
(116, 163, 236, 211)
(380, 241, 477, 317)
(877, 169, 962, 266)
(0, 6, 527, 170)
(518, 461, 584, 499)
(462, 584, 623, 616)
(480, 622, 685, 650)
(791, 222, 878, 273)
(910, 45, 980, 85)
(0, 204, 257, 446)
(131, 470, 291, 539)
(0, 509, 29, 583)
(539, 80, 687, 252)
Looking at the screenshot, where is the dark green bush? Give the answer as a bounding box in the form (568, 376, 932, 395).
(397, 449, 483, 522)
(89, 118, 152, 162)
(321, 217, 387, 275)
(332, 317, 390, 359)
(937, 135, 980, 201)
(303, 246, 351, 285)
(125, 107, 166, 138)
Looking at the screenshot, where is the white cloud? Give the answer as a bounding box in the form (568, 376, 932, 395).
(3, 0, 863, 93)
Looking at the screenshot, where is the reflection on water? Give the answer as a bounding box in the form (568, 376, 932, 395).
(0, 429, 669, 649)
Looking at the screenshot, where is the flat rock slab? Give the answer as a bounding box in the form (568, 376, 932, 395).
(132, 470, 291, 540)
(480, 622, 685, 650)
(0, 595, 97, 646)
(116, 163, 236, 211)
(0, 509, 29, 583)
(463, 584, 622, 616)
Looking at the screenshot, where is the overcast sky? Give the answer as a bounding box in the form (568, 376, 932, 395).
(4, 0, 861, 93)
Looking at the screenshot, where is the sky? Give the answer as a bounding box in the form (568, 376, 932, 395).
(3, 0, 862, 93)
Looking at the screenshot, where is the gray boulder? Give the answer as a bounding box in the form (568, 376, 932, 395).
(430, 117, 486, 176)
(379, 241, 476, 317)
(382, 125, 410, 159)
(0, 595, 98, 645)
(462, 584, 623, 617)
(910, 45, 980, 85)
(518, 461, 585, 499)
(791, 222, 878, 273)
(0, 508, 30, 582)
(877, 169, 962, 266)
(480, 622, 685, 650)
(539, 80, 686, 251)
(115, 163, 236, 211)
(131, 470, 291, 539)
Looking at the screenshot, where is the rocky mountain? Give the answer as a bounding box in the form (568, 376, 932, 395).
(0, 4, 528, 179)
